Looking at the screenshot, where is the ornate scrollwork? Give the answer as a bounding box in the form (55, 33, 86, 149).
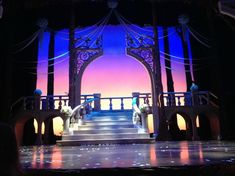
(76, 49, 103, 75)
(78, 51, 90, 61)
(126, 33, 154, 71)
(127, 47, 154, 71)
(74, 34, 103, 75)
(126, 33, 154, 48)
(75, 36, 103, 49)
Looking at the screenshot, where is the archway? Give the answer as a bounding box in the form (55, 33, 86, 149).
(76, 26, 153, 101)
(81, 54, 152, 108)
(168, 112, 193, 140)
(44, 116, 63, 144)
(72, 25, 158, 133)
(15, 115, 37, 145)
(196, 112, 220, 140)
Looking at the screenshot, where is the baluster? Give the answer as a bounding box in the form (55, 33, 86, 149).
(166, 96, 170, 106)
(177, 97, 181, 106)
(89, 102, 93, 112)
(46, 97, 49, 110)
(173, 94, 176, 106)
(184, 93, 188, 106)
(58, 96, 62, 110)
(146, 95, 149, 105)
(170, 94, 174, 106)
(109, 98, 113, 110)
(64, 99, 67, 106)
(31, 99, 34, 110)
(199, 95, 203, 105)
(49, 96, 55, 110)
(121, 98, 124, 110)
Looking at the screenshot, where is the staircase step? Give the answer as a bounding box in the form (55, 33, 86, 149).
(87, 117, 131, 121)
(57, 138, 155, 146)
(73, 128, 138, 134)
(77, 124, 135, 130)
(62, 133, 149, 140)
(57, 110, 152, 145)
(83, 120, 133, 126)
(91, 110, 132, 115)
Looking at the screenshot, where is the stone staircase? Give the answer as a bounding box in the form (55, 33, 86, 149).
(57, 110, 154, 146)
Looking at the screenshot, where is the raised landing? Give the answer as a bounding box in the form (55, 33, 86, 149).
(57, 110, 153, 146)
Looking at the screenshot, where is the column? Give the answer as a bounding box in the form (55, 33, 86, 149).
(35, 119, 43, 145)
(191, 117, 200, 140)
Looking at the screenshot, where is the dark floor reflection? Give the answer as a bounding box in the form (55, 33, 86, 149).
(20, 141, 235, 170)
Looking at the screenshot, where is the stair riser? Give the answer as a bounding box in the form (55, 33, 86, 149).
(88, 117, 131, 120)
(73, 128, 138, 134)
(77, 124, 135, 130)
(62, 133, 149, 140)
(82, 122, 133, 126)
(57, 138, 154, 146)
(90, 112, 132, 116)
(57, 110, 152, 145)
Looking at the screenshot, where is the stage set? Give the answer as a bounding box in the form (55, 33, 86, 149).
(1, 0, 235, 175)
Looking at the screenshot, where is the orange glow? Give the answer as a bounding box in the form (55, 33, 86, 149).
(34, 118, 63, 136)
(196, 116, 200, 128)
(180, 142, 189, 163)
(150, 144, 157, 165)
(177, 114, 186, 130)
(51, 146, 62, 168)
(147, 114, 154, 133)
(32, 147, 37, 168)
(53, 117, 63, 136)
(33, 119, 45, 134)
(199, 143, 203, 162)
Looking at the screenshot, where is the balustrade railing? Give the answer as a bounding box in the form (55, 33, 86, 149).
(160, 91, 219, 108)
(99, 97, 133, 110)
(139, 93, 151, 105)
(99, 93, 151, 111)
(11, 91, 218, 113)
(11, 92, 153, 112)
(22, 95, 69, 111)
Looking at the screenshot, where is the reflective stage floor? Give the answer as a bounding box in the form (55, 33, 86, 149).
(20, 141, 235, 176)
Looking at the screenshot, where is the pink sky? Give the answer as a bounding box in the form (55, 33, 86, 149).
(37, 25, 188, 97)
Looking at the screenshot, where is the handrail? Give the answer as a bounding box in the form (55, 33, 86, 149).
(100, 96, 132, 99)
(161, 91, 191, 94)
(71, 98, 96, 117)
(23, 95, 68, 99)
(209, 92, 219, 100)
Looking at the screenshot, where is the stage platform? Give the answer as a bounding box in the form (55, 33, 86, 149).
(20, 141, 235, 176)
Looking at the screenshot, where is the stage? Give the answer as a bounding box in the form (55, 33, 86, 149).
(20, 141, 235, 176)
